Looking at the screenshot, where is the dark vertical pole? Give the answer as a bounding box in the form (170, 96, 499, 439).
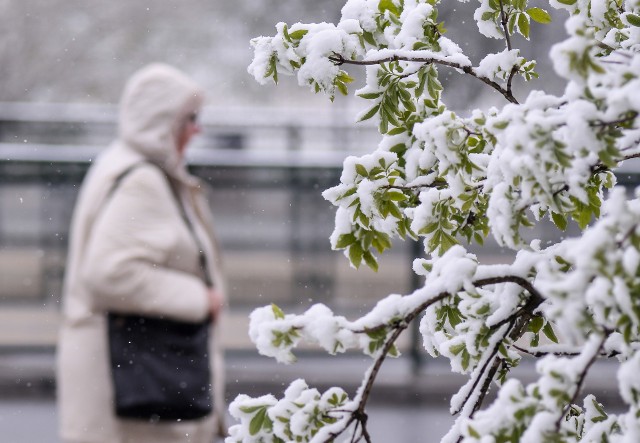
(409, 238, 424, 375)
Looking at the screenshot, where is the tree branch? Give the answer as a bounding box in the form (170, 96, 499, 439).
(383, 179, 448, 192)
(554, 332, 609, 432)
(589, 111, 638, 128)
(513, 343, 619, 358)
(328, 52, 519, 104)
(327, 291, 450, 442)
(617, 223, 639, 248)
(474, 275, 545, 310)
(451, 321, 516, 417)
(498, 0, 513, 51)
(356, 292, 451, 401)
(360, 275, 545, 422)
(506, 65, 519, 99)
(452, 276, 547, 417)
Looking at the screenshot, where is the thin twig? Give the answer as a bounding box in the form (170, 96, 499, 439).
(474, 276, 545, 309)
(326, 292, 450, 442)
(589, 112, 638, 128)
(328, 52, 519, 104)
(513, 343, 619, 358)
(382, 180, 448, 191)
(328, 273, 548, 442)
(451, 320, 515, 416)
(498, 0, 512, 51)
(358, 412, 372, 443)
(617, 223, 639, 248)
(356, 292, 450, 402)
(554, 333, 609, 432)
(506, 65, 519, 98)
(350, 420, 360, 443)
(472, 357, 504, 416)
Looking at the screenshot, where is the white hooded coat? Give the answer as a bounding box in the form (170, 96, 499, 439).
(56, 64, 226, 443)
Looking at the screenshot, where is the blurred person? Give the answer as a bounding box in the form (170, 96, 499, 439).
(56, 63, 226, 443)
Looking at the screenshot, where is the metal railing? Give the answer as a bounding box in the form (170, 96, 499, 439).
(2, 103, 638, 361)
(0, 103, 416, 353)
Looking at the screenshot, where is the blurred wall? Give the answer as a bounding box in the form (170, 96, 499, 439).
(0, 0, 344, 107)
(0, 0, 567, 111)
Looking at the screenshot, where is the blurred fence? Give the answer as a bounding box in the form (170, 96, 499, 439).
(2, 103, 639, 356)
(0, 103, 418, 353)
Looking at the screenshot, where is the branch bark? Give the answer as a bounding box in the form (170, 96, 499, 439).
(337, 274, 547, 442)
(554, 333, 609, 432)
(328, 53, 519, 104)
(498, 0, 513, 51)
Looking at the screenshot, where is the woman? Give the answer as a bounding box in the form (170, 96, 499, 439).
(57, 64, 226, 443)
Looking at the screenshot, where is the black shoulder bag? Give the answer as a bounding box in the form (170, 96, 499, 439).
(104, 163, 213, 421)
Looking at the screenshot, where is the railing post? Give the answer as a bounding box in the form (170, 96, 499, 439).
(409, 238, 424, 375)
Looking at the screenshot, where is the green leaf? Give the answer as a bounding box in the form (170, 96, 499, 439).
(387, 202, 403, 219)
(336, 80, 348, 96)
(592, 398, 608, 418)
(508, 13, 517, 34)
(450, 342, 465, 355)
(271, 303, 285, 320)
(289, 29, 308, 40)
(240, 405, 264, 414)
(336, 233, 357, 248)
(576, 207, 592, 230)
(551, 212, 568, 231)
(518, 13, 530, 38)
(376, 232, 392, 250)
(379, 0, 399, 15)
(349, 243, 364, 268)
(481, 11, 495, 21)
(389, 143, 407, 155)
(529, 316, 544, 334)
(363, 31, 376, 46)
(556, 0, 577, 5)
(355, 163, 369, 177)
(358, 91, 384, 99)
(281, 23, 290, 41)
(627, 13, 640, 26)
(358, 104, 381, 122)
(337, 187, 357, 201)
(461, 349, 470, 370)
(387, 127, 406, 135)
(363, 250, 379, 271)
(526, 7, 552, 24)
(339, 72, 355, 83)
(440, 231, 458, 252)
(542, 322, 559, 343)
(387, 190, 407, 201)
(249, 407, 267, 435)
(530, 333, 540, 347)
(468, 426, 481, 439)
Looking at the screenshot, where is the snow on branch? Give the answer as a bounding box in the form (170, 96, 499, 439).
(233, 0, 640, 441)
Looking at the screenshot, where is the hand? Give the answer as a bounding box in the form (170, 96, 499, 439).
(207, 287, 223, 320)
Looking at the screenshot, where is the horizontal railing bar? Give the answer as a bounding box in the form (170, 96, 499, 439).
(0, 143, 350, 169)
(0, 102, 376, 131)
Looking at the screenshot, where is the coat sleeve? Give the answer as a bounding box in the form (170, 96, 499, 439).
(81, 165, 210, 322)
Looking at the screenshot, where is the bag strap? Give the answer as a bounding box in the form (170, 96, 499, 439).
(165, 177, 214, 288)
(105, 162, 213, 288)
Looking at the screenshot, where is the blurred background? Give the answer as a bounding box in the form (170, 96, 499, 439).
(0, 1, 626, 442)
